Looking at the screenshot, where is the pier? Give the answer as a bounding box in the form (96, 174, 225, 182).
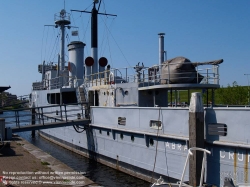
(0, 135, 96, 187)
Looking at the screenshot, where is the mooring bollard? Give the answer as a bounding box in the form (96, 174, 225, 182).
(31, 107, 35, 138)
(189, 92, 204, 187)
(0, 118, 5, 142)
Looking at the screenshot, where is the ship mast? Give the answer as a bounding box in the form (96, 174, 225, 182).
(72, 0, 116, 78)
(55, 9, 71, 73)
(91, 2, 98, 78)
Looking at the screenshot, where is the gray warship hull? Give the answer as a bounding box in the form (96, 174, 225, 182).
(30, 84, 250, 187)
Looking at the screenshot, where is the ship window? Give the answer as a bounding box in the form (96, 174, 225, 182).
(104, 92, 105, 95)
(124, 91, 128, 95)
(120, 133, 123, 139)
(62, 91, 77, 104)
(131, 135, 134, 142)
(107, 131, 110, 136)
(149, 120, 162, 130)
(149, 138, 154, 146)
(47, 93, 60, 104)
(99, 129, 102, 134)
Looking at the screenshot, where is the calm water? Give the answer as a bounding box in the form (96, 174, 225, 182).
(1, 111, 150, 187)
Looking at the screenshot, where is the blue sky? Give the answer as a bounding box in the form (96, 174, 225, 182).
(0, 0, 250, 96)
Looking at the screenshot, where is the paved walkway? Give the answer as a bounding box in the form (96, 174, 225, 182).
(0, 135, 98, 187)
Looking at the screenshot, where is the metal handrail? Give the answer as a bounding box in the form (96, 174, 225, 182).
(84, 62, 220, 87)
(1, 102, 89, 128)
(32, 62, 220, 90)
(179, 147, 211, 187)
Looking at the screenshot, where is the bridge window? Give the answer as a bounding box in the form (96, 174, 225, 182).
(47, 91, 77, 104)
(47, 93, 60, 104)
(62, 92, 77, 104)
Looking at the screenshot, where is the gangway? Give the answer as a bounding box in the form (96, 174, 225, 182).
(12, 119, 90, 133)
(0, 102, 90, 135)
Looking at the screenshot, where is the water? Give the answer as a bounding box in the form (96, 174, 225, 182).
(1, 111, 150, 187)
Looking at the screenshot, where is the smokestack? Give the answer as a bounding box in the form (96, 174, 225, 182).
(68, 41, 86, 87)
(158, 33, 165, 73)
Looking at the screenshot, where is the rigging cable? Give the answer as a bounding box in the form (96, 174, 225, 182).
(66, 32, 70, 45)
(107, 18, 115, 68)
(48, 30, 60, 63)
(49, 29, 58, 61)
(82, 15, 91, 57)
(73, 125, 86, 133)
(150, 106, 161, 184)
(99, 15, 116, 69)
(100, 15, 131, 68)
(70, 11, 81, 41)
(44, 26, 50, 62)
(41, 26, 46, 63)
(150, 107, 171, 185)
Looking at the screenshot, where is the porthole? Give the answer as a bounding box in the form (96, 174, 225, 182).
(107, 131, 110, 136)
(131, 135, 134, 142)
(99, 129, 102, 134)
(120, 133, 124, 139)
(124, 91, 129, 95)
(149, 138, 154, 146)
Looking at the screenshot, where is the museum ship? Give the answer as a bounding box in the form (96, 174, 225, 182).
(29, 1, 250, 186)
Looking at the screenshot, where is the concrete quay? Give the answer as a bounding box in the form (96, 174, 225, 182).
(0, 135, 99, 187)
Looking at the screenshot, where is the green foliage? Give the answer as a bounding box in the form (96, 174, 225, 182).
(168, 81, 249, 106)
(0, 92, 23, 109)
(215, 81, 248, 105)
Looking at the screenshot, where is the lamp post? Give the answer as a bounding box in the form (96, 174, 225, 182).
(244, 74, 250, 106)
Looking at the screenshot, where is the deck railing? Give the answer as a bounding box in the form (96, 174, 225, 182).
(32, 62, 220, 90)
(84, 62, 220, 87)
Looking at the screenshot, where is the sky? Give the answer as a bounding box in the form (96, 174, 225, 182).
(0, 0, 250, 96)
